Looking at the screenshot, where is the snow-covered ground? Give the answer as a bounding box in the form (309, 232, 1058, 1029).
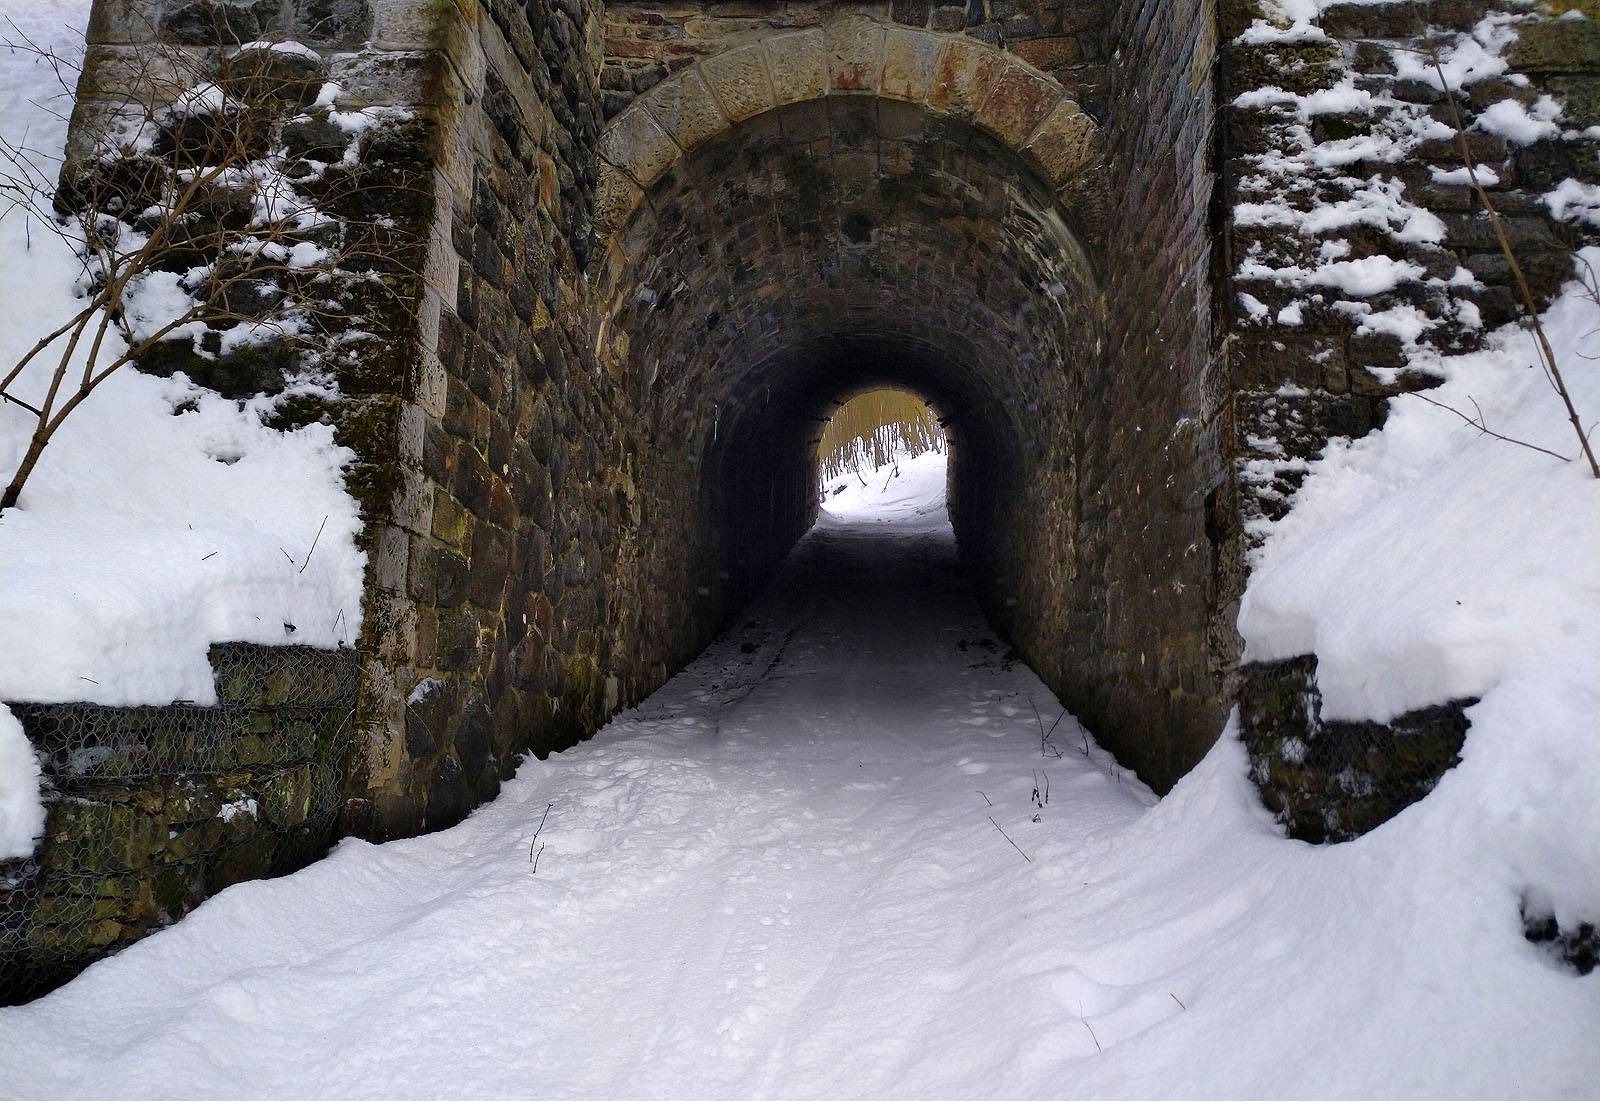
(2, 0, 1597, 1091)
(0, 0, 366, 713)
(2, 452, 1595, 1097)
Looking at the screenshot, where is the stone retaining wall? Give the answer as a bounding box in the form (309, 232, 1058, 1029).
(1220, 0, 1600, 535)
(1, 644, 358, 1003)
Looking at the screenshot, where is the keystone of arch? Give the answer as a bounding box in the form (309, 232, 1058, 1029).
(592, 17, 1103, 243)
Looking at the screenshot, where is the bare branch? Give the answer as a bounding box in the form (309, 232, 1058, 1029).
(1412, 392, 1574, 464)
(1424, 45, 1600, 478)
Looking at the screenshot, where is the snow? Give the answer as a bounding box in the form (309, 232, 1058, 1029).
(3, 445, 1595, 1097)
(1476, 97, 1561, 145)
(1241, 249, 1600, 931)
(0, 0, 1595, 1092)
(1546, 179, 1600, 228)
(0, 0, 366, 707)
(0, 705, 44, 859)
(1240, 250, 1600, 720)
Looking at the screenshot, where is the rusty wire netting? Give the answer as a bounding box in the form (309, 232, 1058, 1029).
(1, 643, 358, 1004)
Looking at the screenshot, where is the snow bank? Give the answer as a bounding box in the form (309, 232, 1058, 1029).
(0, 705, 44, 859)
(820, 448, 949, 528)
(1240, 250, 1600, 722)
(0, 0, 366, 706)
(1240, 250, 1600, 933)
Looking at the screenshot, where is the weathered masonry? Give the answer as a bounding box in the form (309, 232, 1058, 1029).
(5, 0, 1597, 992)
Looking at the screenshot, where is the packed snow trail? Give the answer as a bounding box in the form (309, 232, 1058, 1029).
(4, 454, 1595, 1098)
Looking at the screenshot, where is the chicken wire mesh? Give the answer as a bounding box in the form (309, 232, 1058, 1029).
(1, 643, 358, 1004)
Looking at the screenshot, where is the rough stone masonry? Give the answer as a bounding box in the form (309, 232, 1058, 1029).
(6, 0, 1597, 991)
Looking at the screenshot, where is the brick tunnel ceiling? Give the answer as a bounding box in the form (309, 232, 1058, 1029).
(597, 96, 1104, 529)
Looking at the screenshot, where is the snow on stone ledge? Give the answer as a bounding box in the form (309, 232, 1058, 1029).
(0, 705, 45, 859)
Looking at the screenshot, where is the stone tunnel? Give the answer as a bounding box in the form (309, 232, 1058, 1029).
(354, 2, 1237, 838)
(50, 0, 1248, 836)
(46, 0, 1592, 853)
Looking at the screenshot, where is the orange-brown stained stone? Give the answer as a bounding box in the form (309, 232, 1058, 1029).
(975, 63, 1061, 149)
(926, 39, 1005, 120)
(881, 27, 943, 102)
(825, 15, 885, 92)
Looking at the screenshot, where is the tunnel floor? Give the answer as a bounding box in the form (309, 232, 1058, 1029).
(8, 456, 1191, 1096)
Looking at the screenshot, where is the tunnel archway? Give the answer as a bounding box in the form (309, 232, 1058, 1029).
(589, 24, 1109, 742)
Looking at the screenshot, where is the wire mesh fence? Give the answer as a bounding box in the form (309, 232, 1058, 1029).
(1, 643, 358, 1004)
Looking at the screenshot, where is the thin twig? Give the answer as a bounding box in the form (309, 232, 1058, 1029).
(987, 814, 1031, 863)
(1170, 992, 1186, 1011)
(1412, 392, 1572, 463)
(529, 802, 553, 868)
(1426, 47, 1599, 478)
(1081, 1016, 1102, 1053)
(298, 515, 328, 573)
(976, 789, 993, 807)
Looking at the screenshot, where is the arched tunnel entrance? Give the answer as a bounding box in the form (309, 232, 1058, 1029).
(340, 10, 1235, 835)
(586, 74, 1214, 785)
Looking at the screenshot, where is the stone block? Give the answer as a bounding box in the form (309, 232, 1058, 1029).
(374, 522, 410, 594)
(369, 0, 442, 51)
(764, 29, 827, 106)
(1022, 97, 1099, 185)
(641, 69, 729, 152)
(1508, 18, 1600, 75)
(926, 37, 1005, 120)
(591, 163, 645, 241)
(87, 0, 161, 44)
(1007, 36, 1081, 73)
(76, 43, 210, 104)
(825, 14, 886, 93)
(1544, 74, 1600, 130)
(700, 42, 776, 123)
(598, 103, 679, 189)
(329, 50, 436, 110)
(975, 62, 1060, 149)
(881, 28, 943, 102)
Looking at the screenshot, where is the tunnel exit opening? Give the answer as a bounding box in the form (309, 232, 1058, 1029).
(815, 387, 948, 519)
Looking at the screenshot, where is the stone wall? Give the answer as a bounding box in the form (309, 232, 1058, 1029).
(341, 0, 760, 839)
(1216, 1, 1599, 837)
(342, 0, 615, 838)
(1, 644, 358, 1003)
(989, 0, 1234, 791)
(1237, 656, 1473, 843)
(1220, 0, 1600, 535)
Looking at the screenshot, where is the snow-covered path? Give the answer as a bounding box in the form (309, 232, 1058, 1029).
(1, 457, 1159, 1096)
(4, 454, 1596, 1098)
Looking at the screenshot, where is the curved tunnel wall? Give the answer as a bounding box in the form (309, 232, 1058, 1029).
(595, 89, 1103, 631)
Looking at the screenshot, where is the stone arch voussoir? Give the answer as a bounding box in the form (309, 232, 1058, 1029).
(592, 16, 1104, 248)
